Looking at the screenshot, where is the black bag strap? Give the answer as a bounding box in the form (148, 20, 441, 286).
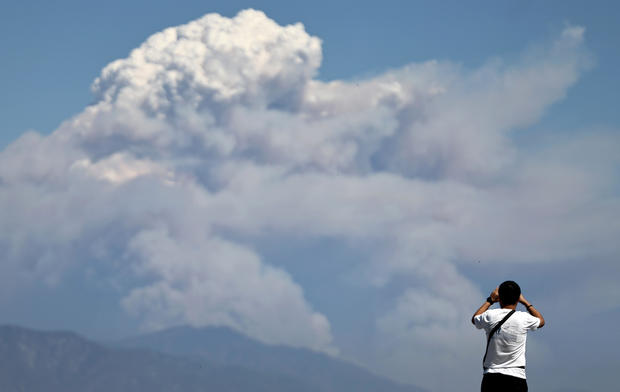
(482, 309, 515, 368)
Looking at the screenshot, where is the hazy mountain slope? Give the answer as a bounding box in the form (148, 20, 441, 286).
(117, 325, 426, 392)
(0, 325, 315, 392)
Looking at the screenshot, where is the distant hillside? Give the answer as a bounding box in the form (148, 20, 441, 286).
(117, 325, 426, 392)
(0, 325, 314, 392)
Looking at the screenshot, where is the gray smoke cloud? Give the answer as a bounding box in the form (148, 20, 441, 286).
(1, 10, 617, 390)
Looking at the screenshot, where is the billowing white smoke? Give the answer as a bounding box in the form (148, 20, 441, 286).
(0, 9, 332, 353)
(1, 9, 617, 389)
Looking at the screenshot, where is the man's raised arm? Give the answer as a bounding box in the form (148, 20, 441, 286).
(471, 287, 499, 324)
(519, 294, 545, 328)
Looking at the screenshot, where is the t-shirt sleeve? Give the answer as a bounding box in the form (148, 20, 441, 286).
(473, 312, 490, 330)
(523, 313, 541, 330)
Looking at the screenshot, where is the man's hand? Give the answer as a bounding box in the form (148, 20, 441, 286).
(490, 287, 499, 303)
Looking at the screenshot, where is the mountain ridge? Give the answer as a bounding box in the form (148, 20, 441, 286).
(0, 324, 315, 392)
(0, 324, 425, 392)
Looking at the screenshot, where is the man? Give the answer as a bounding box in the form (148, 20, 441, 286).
(472, 281, 545, 392)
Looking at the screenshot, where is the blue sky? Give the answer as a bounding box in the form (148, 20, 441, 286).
(1, 2, 619, 392)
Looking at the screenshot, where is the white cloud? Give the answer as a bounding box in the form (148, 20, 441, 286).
(0, 7, 617, 390)
(70, 153, 174, 185)
(122, 224, 333, 353)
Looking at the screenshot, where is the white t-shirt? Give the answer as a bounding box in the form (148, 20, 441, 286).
(473, 308, 540, 379)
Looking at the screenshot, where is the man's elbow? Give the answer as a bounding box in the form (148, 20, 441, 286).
(538, 318, 545, 328)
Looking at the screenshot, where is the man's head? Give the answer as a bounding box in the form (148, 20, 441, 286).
(499, 280, 521, 306)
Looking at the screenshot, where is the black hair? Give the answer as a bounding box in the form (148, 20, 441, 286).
(499, 280, 521, 305)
